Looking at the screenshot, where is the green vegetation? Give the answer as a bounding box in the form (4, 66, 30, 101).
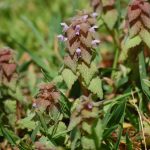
(0, 0, 150, 149)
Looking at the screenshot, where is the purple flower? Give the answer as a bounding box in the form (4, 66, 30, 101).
(75, 25, 80, 35)
(82, 15, 88, 21)
(87, 103, 93, 110)
(89, 25, 98, 33)
(57, 35, 67, 42)
(76, 48, 81, 57)
(91, 12, 98, 18)
(60, 22, 69, 32)
(91, 39, 101, 46)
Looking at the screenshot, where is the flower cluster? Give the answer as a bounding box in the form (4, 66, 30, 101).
(58, 11, 100, 68)
(126, 0, 150, 38)
(68, 96, 99, 131)
(33, 83, 60, 111)
(0, 48, 17, 82)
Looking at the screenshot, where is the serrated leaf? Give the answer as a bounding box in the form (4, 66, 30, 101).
(88, 77, 103, 99)
(68, 116, 81, 131)
(62, 68, 78, 89)
(81, 136, 96, 150)
(78, 62, 97, 85)
(82, 122, 92, 134)
(123, 36, 142, 50)
(103, 9, 118, 30)
(140, 28, 150, 48)
(128, 8, 141, 23)
(18, 113, 36, 130)
(129, 21, 141, 38)
(64, 55, 77, 73)
(92, 119, 103, 148)
(81, 48, 92, 65)
(80, 33, 92, 48)
(141, 14, 150, 29)
(120, 36, 142, 62)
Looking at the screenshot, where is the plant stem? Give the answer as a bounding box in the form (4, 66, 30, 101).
(111, 47, 119, 79)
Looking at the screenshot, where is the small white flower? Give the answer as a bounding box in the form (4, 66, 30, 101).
(91, 39, 101, 46)
(57, 35, 67, 42)
(32, 102, 37, 108)
(87, 103, 93, 109)
(91, 12, 98, 18)
(89, 25, 98, 33)
(76, 48, 81, 57)
(60, 22, 69, 32)
(75, 25, 80, 35)
(82, 15, 88, 21)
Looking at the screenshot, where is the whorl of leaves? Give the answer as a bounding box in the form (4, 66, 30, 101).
(68, 96, 99, 131)
(127, 0, 150, 38)
(0, 48, 17, 82)
(33, 83, 60, 110)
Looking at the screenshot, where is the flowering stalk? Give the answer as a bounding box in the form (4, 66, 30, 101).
(58, 11, 103, 99)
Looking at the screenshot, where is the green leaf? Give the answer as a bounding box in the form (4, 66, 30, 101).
(126, 133, 133, 150)
(31, 122, 40, 142)
(139, 50, 150, 101)
(81, 136, 96, 150)
(123, 36, 142, 50)
(82, 122, 92, 134)
(70, 127, 81, 150)
(39, 136, 55, 149)
(143, 79, 150, 87)
(18, 113, 36, 130)
(107, 100, 126, 127)
(140, 29, 150, 48)
(4, 100, 16, 114)
(62, 68, 78, 89)
(0, 125, 18, 146)
(120, 36, 141, 61)
(78, 62, 97, 85)
(92, 119, 103, 149)
(88, 77, 103, 99)
(103, 9, 118, 30)
(68, 116, 82, 131)
(64, 55, 77, 73)
(36, 111, 48, 133)
(59, 91, 71, 118)
(103, 125, 118, 139)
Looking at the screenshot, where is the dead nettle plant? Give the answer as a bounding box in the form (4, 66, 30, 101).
(0, 47, 19, 104)
(123, 0, 150, 101)
(57, 10, 104, 149)
(0, 48, 17, 87)
(58, 11, 103, 99)
(33, 83, 60, 116)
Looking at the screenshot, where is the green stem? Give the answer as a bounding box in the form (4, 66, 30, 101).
(111, 47, 119, 79)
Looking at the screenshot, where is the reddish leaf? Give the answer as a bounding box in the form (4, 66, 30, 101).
(128, 8, 141, 23)
(64, 55, 77, 72)
(2, 63, 16, 77)
(141, 14, 150, 29)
